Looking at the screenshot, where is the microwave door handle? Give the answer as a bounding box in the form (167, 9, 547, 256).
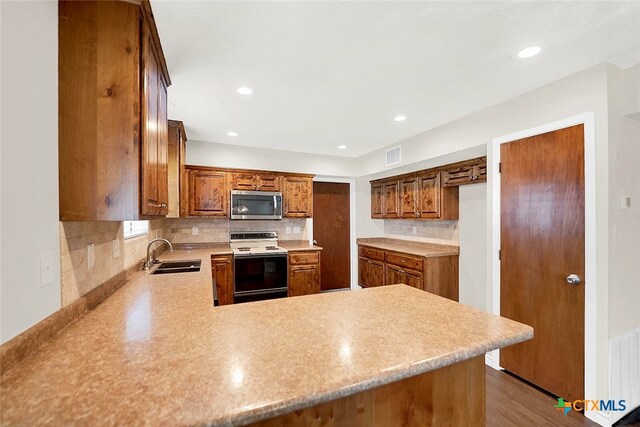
(273, 195, 277, 214)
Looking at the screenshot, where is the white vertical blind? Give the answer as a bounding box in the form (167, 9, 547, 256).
(123, 220, 149, 239)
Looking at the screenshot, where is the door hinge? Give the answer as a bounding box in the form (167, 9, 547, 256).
(499, 249, 501, 261)
(498, 162, 502, 173)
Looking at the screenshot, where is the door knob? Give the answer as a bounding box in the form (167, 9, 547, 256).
(313, 240, 318, 245)
(566, 274, 581, 285)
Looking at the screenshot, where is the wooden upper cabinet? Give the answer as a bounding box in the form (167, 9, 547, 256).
(371, 183, 384, 219)
(417, 172, 441, 218)
(283, 176, 313, 218)
(141, 20, 169, 216)
(167, 120, 187, 218)
(232, 173, 258, 191)
(189, 170, 228, 216)
(232, 172, 281, 191)
(400, 176, 419, 218)
(256, 174, 280, 191)
(383, 180, 400, 218)
(370, 168, 460, 221)
(58, 0, 170, 221)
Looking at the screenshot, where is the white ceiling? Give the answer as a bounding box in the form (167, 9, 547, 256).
(152, 1, 640, 158)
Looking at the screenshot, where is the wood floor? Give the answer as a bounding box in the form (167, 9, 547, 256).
(486, 367, 640, 427)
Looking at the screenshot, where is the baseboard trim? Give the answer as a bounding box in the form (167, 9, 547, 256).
(585, 409, 611, 427)
(0, 262, 141, 374)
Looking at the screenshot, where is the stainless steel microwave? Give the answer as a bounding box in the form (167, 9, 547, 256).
(230, 190, 283, 220)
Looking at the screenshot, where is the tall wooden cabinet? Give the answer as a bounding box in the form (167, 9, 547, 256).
(59, 0, 171, 221)
(167, 120, 188, 218)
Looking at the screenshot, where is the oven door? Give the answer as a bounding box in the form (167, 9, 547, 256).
(230, 190, 283, 220)
(233, 253, 288, 303)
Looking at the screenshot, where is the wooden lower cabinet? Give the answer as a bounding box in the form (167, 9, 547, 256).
(358, 245, 458, 301)
(358, 257, 384, 288)
(288, 251, 321, 297)
(212, 255, 233, 306)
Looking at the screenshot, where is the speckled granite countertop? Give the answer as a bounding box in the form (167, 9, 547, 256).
(1, 249, 531, 426)
(278, 240, 323, 251)
(357, 237, 460, 257)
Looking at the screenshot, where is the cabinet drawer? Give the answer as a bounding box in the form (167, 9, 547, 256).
(358, 246, 385, 261)
(289, 251, 320, 265)
(385, 252, 423, 271)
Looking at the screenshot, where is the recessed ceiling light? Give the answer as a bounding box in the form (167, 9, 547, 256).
(227, 131, 238, 137)
(337, 145, 347, 149)
(394, 115, 407, 122)
(237, 87, 253, 95)
(517, 46, 542, 59)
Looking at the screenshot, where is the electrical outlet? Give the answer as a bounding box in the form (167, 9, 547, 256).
(412, 226, 417, 234)
(192, 227, 199, 236)
(112, 240, 120, 258)
(293, 226, 301, 234)
(87, 244, 95, 270)
(286, 226, 291, 234)
(40, 252, 53, 287)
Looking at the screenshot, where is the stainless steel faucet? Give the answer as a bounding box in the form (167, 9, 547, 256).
(145, 238, 173, 270)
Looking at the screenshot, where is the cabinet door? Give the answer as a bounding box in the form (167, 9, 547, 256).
(404, 269, 424, 290)
(371, 183, 384, 219)
(141, 21, 160, 215)
(189, 170, 228, 216)
(399, 176, 419, 218)
(256, 174, 280, 191)
(232, 173, 256, 191)
(384, 180, 400, 218)
(358, 257, 369, 287)
(385, 264, 405, 286)
(289, 264, 320, 297)
(156, 73, 169, 216)
(368, 259, 385, 287)
(283, 176, 313, 217)
(212, 256, 233, 305)
(417, 172, 441, 219)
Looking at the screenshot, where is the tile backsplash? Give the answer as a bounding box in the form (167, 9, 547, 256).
(59, 220, 164, 306)
(164, 218, 310, 243)
(58, 217, 308, 307)
(383, 219, 459, 246)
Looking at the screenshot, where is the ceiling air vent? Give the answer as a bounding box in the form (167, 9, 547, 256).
(385, 146, 401, 167)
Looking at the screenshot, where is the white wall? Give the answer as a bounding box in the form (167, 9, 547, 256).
(187, 140, 356, 177)
(0, 1, 61, 343)
(458, 183, 488, 311)
(607, 64, 640, 339)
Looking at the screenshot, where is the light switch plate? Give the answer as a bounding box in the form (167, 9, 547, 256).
(87, 244, 95, 269)
(192, 227, 199, 236)
(293, 226, 301, 234)
(619, 196, 631, 210)
(412, 226, 417, 234)
(112, 240, 120, 258)
(286, 226, 291, 234)
(40, 252, 53, 287)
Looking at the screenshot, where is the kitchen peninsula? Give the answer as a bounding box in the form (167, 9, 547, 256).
(0, 249, 532, 426)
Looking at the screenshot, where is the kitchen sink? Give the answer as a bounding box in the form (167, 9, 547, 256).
(151, 260, 202, 275)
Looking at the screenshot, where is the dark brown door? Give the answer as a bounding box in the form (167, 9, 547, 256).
(384, 180, 400, 218)
(189, 170, 227, 216)
(371, 183, 384, 218)
(417, 172, 441, 218)
(500, 124, 585, 402)
(313, 182, 351, 290)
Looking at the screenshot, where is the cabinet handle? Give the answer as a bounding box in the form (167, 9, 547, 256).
(148, 200, 160, 208)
